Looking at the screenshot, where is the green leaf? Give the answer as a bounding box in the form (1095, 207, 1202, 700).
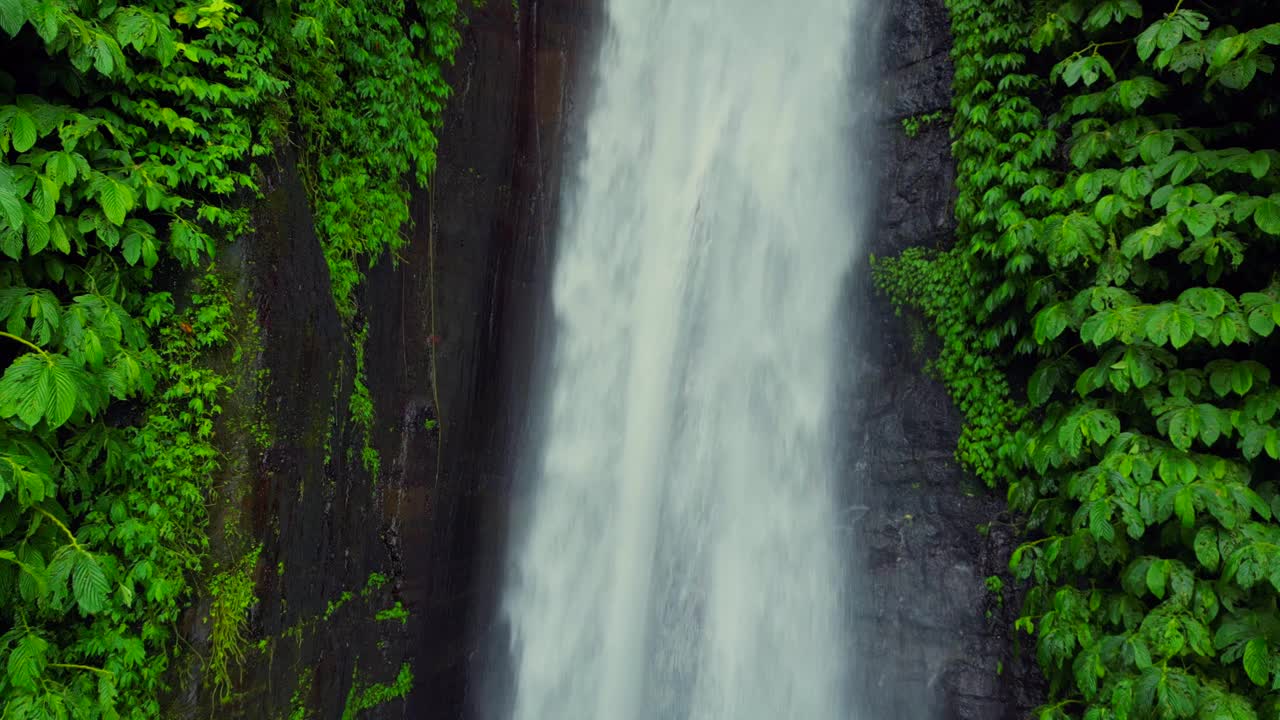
(10, 108, 36, 152)
(0, 0, 28, 37)
(1248, 305, 1276, 337)
(1147, 559, 1168, 598)
(1120, 167, 1155, 199)
(1182, 206, 1215, 238)
(72, 551, 109, 614)
(6, 632, 49, 691)
(1157, 20, 1185, 52)
(1138, 23, 1161, 61)
(1169, 306, 1196, 349)
(1197, 404, 1223, 446)
(1029, 363, 1058, 406)
(1139, 132, 1175, 163)
(1231, 364, 1254, 396)
(92, 175, 135, 226)
(1201, 691, 1259, 720)
(1145, 304, 1173, 345)
(1243, 638, 1269, 686)
(0, 353, 86, 428)
(1211, 35, 1249, 70)
(1090, 502, 1116, 541)
(1156, 668, 1197, 719)
(1175, 487, 1195, 528)
(1247, 151, 1271, 180)
(1034, 303, 1071, 343)
(122, 232, 141, 265)
(1255, 198, 1280, 236)
(1, 228, 22, 259)
(1172, 154, 1200, 184)
(1194, 527, 1219, 571)
(0, 172, 24, 232)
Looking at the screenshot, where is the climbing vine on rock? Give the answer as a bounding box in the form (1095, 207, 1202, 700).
(876, 0, 1280, 717)
(275, 0, 462, 477)
(0, 0, 460, 716)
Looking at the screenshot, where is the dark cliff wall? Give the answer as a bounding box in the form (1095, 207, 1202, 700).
(402, 0, 598, 715)
(852, 1, 1043, 718)
(197, 2, 596, 719)
(209, 1, 1045, 718)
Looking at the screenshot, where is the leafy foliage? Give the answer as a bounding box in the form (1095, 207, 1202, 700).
(902, 110, 948, 138)
(279, 0, 462, 321)
(0, 0, 460, 716)
(206, 544, 261, 702)
(875, 0, 1280, 717)
(274, 0, 463, 479)
(340, 662, 413, 720)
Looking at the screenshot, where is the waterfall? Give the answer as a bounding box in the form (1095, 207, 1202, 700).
(495, 1, 873, 718)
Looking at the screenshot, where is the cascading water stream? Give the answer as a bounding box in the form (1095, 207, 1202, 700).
(496, 1, 873, 718)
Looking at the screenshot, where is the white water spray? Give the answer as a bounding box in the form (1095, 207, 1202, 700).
(498, 1, 872, 718)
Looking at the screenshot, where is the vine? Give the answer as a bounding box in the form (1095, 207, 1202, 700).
(876, 0, 1280, 717)
(0, 0, 461, 716)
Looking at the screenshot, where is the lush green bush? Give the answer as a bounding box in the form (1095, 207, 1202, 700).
(0, 0, 458, 715)
(876, 1, 1280, 717)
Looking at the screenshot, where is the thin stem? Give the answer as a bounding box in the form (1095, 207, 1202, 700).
(0, 331, 50, 360)
(48, 663, 114, 677)
(32, 506, 83, 551)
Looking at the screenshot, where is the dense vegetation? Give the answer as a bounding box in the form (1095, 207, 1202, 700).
(876, 0, 1280, 717)
(0, 0, 459, 716)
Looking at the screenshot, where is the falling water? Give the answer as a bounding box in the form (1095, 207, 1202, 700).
(497, 1, 872, 718)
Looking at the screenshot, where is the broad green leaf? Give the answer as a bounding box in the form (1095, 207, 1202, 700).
(0, 173, 23, 232)
(1231, 364, 1254, 396)
(92, 175, 135, 226)
(1155, 668, 1197, 718)
(1090, 502, 1115, 541)
(1170, 306, 1196, 349)
(9, 108, 36, 152)
(72, 552, 109, 614)
(1248, 305, 1276, 337)
(1139, 132, 1174, 163)
(1182, 206, 1215, 238)
(1029, 363, 1058, 406)
(1172, 154, 1200, 184)
(0, 0, 27, 36)
(123, 232, 141, 265)
(1197, 404, 1224, 446)
(1255, 198, 1280, 236)
(6, 632, 49, 691)
(1137, 23, 1162, 61)
(0, 352, 86, 428)
(1211, 35, 1248, 70)
(1034, 303, 1071, 343)
(1119, 167, 1155, 199)
(1147, 559, 1168, 598)
(1194, 526, 1219, 571)
(1247, 151, 1271, 180)
(1243, 638, 1269, 686)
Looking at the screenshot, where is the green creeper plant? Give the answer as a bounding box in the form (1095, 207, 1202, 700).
(876, 0, 1280, 717)
(0, 0, 461, 716)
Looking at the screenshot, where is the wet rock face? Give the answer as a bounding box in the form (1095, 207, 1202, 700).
(850, 0, 1045, 718)
(218, 0, 1043, 717)
(203, 2, 598, 718)
(398, 0, 601, 717)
